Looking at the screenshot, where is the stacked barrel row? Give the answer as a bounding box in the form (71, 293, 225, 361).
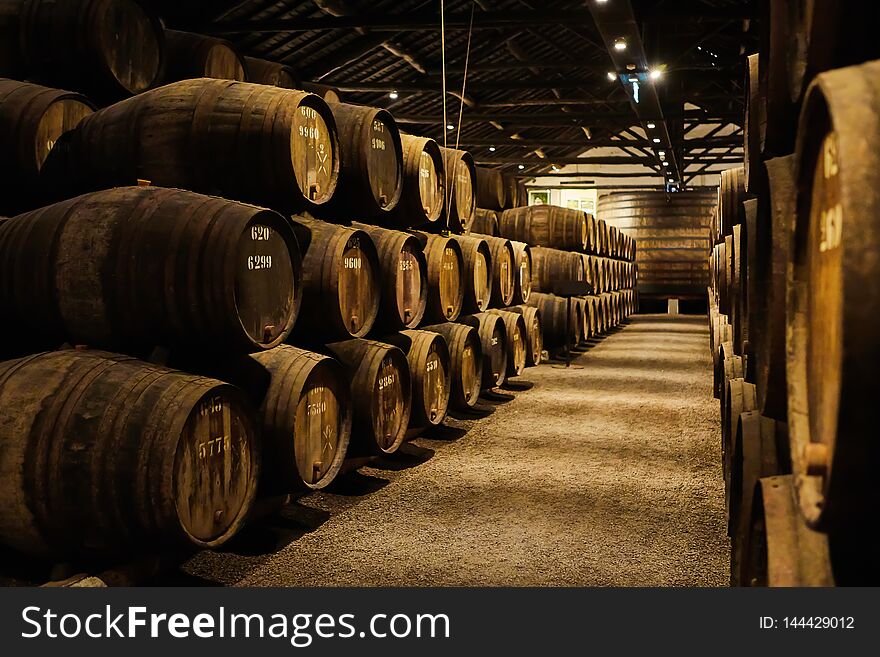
(709, 7, 880, 586)
(469, 204, 637, 352)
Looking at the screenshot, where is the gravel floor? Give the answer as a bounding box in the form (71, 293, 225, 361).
(183, 314, 729, 587)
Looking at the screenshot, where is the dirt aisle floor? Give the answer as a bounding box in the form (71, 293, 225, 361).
(184, 314, 729, 586)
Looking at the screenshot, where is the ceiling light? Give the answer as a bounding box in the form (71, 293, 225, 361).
(607, 71, 617, 81)
(653, 138, 661, 143)
(446, 124, 455, 131)
(551, 165, 559, 171)
(388, 91, 399, 100)
(646, 122, 656, 129)
(614, 38, 627, 51)
(663, 161, 669, 167)
(649, 69, 662, 80)
(518, 164, 525, 170)
(489, 146, 496, 152)
(658, 151, 665, 157)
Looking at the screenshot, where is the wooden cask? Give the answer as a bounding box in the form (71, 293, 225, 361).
(472, 209, 500, 236)
(244, 56, 297, 88)
(413, 232, 465, 323)
(290, 218, 380, 341)
(474, 166, 506, 211)
(439, 146, 476, 233)
(499, 205, 588, 252)
(787, 61, 880, 541)
(383, 330, 451, 428)
(452, 234, 493, 314)
(162, 30, 247, 82)
(723, 378, 757, 490)
(0, 79, 93, 215)
(530, 246, 585, 293)
(481, 235, 516, 308)
(718, 167, 745, 241)
(459, 312, 508, 389)
(507, 305, 543, 367)
(319, 102, 403, 222)
(502, 173, 520, 210)
(511, 240, 532, 305)
(585, 213, 599, 254)
(487, 309, 527, 378)
(396, 134, 445, 228)
(13, 0, 164, 102)
(421, 322, 482, 410)
(193, 345, 351, 493)
(325, 339, 411, 456)
(744, 54, 766, 196)
(526, 292, 577, 349)
(572, 297, 589, 343)
(0, 350, 259, 558)
(353, 223, 427, 331)
(51, 78, 339, 214)
(598, 190, 714, 299)
(0, 187, 301, 354)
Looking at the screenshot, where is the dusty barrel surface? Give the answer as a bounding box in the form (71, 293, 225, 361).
(787, 61, 880, 540)
(598, 190, 714, 299)
(0, 79, 94, 215)
(0, 350, 259, 559)
(13, 0, 164, 102)
(452, 234, 493, 314)
(353, 223, 427, 331)
(458, 312, 507, 389)
(412, 232, 464, 323)
(325, 339, 411, 456)
(51, 78, 339, 213)
(421, 322, 482, 411)
(0, 186, 301, 354)
(162, 30, 247, 82)
(508, 305, 542, 367)
(474, 166, 506, 211)
(440, 146, 476, 233)
(290, 218, 380, 341)
(472, 209, 500, 237)
(530, 247, 585, 293)
(526, 292, 577, 349)
(383, 330, 451, 428)
(510, 240, 532, 304)
(319, 102, 402, 222)
(192, 345, 351, 493)
(395, 134, 444, 228)
(244, 57, 297, 88)
(482, 234, 516, 308)
(499, 205, 587, 252)
(487, 309, 527, 377)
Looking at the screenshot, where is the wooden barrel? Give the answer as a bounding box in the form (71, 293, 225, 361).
(723, 378, 757, 498)
(508, 304, 543, 366)
(712, 321, 733, 398)
(526, 292, 577, 349)
(498, 204, 587, 252)
(325, 339, 411, 456)
(731, 217, 749, 359)
(440, 147, 476, 233)
(51, 78, 339, 214)
(472, 209, 500, 236)
(163, 30, 247, 82)
(530, 247, 585, 293)
(383, 330, 451, 428)
(395, 134, 445, 228)
(598, 191, 714, 299)
(718, 167, 745, 241)
(482, 235, 516, 308)
(452, 234, 493, 314)
(585, 213, 599, 254)
(412, 232, 464, 323)
(195, 345, 351, 493)
(459, 312, 508, 389)
(290, 218, 380, 341)
(752, 155, 794, 421)
(572, 297, 589, 343)
(502, 173, 520, 209)
(583, 296, 599, 337)
(421, 322, 482, 410)
(744, 53, 766, 195)
(319, 102, 403, 221)
(787, 61, 880, 538)
(763, 0, 798, 157)
(474, 166, 506, 211)
(487, 309, 527, 377)
(511, 240, 532, 305)
(244, 56, 297, 88)
(0, 79, 94, 215)
(14, 0, 164, 102)
(0, 349, 259, 558)
(351, 223, 426, 331)
(719, 344, 744, 422)
(0, 187, 301, 354)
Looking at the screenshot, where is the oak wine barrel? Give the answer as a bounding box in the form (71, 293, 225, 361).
(383, 330, 451, 428)
(744, 54, 766, 195)
(472, 209, 500, 237)
(501, 173, 519, 210)
(487, 309, 527, 378)
(395, 134, 445, 228)
(511, 240, 532, 305)
(440, 146, 477, 233)
(482, 234, 516, 308)
(458, 312, 508, 389)
(0, 349, 259, 558)
(718, 167, 745, 242)
(507, 304, 542, 367)
(412, 232, 464, 323)
(722, 378, 757, 497)
(572, 297, 589, 343)
(421, 322, 482, 411)
(530, 246, 585, 294)
(499, 204, 587, 252)
(325, 339, 411, 456)
(474, 166, 506, 211)
(353, 223, 427, 331)
(452, 234, 493, 314)
(0, 186, 301, 354)
(290, 218, 380, 341)
(0, 79, 94, 215)
(162, 30, 247, 82)
(526, 292, 577, 350)
(243, 56, 296, 88)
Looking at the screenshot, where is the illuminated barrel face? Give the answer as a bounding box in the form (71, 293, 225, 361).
(440, 245, 462, 319)
(372, 354, 407, 452)
(396, 242, 424, 327)
(365, 115, 402, 209)
(293, 367, 347, 486)
(418, 149, 444, 219)
(292, 103, 335, 204)
(338, 233, 377, 336)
